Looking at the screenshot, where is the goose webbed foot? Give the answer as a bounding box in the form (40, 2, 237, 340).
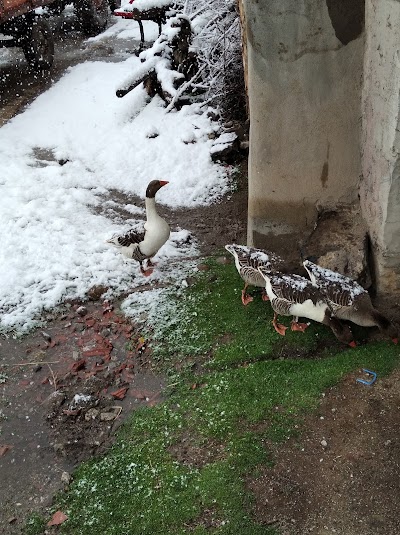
(261, 289, 270, 302)
(291, 319, 309, 332)
(241, 291, 253, 306)
(241, 285, 253, 306)
(140, 261, 154, 277)
(272, 313, 287, 336)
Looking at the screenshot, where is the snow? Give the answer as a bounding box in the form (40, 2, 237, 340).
(303, 260, 365, 303)
(116, 0, 173, 14)
(0, 20, 231, 334)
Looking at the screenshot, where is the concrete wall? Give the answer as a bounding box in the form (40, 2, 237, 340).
(360, 0, 400, 292)
(244, 0, 365, 249)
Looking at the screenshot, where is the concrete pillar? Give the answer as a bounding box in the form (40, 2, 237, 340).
(243, 0, 365, 251)
(360, 0, 400, 292)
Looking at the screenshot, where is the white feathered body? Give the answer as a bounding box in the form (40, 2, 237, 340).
(262, 272, 330, 323)
(107, 197, 170, 261)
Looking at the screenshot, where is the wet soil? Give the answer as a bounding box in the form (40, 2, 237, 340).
(0, 299, 166, 533)
(248, 368, 400, 535)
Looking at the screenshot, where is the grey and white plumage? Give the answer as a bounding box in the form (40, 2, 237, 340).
(303, 259, 398, 342)
(258, 266, 356, 346)
(107, 180, 170, 276)
(225, 244, 284, 305)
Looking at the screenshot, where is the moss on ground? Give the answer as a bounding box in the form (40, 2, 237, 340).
(51, 258, 399, 534)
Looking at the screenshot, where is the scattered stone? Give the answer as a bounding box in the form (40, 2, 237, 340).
(0, 445, 12, 456)
(61, 471, 71, 484)
(85, 408, 100, 421)
(100, 411, 117, 422)
(44, 391, 66, 411)
(215, 256, 230, 265)
(87, 285, 108, 301)
(72, 350, 80, 361)
(76, 306, 88, 317)
(147, 131, 159, 139)
(41, 331, 52, 342)
(69, 393, 97, 411)
(321, 439, 328, 447)
(210, 132, 240, 163)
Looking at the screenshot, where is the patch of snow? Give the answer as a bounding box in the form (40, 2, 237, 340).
(0, 47, 230, 333)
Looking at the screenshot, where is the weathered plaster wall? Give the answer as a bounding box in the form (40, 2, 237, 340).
(244, 0, 364, 248)
(360, 0, 400, 292)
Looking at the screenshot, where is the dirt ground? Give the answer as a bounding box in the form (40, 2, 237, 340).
(1, 11, 400, 535)
(248, 369, 400, 535)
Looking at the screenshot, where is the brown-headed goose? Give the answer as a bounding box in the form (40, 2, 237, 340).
(303, 259, 398, 343)
(225, 244, 284, 305)
(258, 266, 356, 346)
(107, 180, 170, 276)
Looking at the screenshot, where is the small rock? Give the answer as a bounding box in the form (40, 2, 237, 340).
(321, 439, 328, 447)
(100, 411, 117, 421)
(61, 471, 71, 484)
(216, 256, 230, 265)
(53, 442, 65, 453)
(85, 408, 99, 421)
(8, 517, 17, 524)
(69, 393, 96, 411)
(76, 306, 88, 317)
(41, 332, 52, 342)
(72, 350, 80, 361)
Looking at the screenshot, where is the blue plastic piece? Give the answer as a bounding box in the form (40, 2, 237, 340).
(356, 369, 377, 386)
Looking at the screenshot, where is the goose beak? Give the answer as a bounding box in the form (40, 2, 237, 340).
(392, 337, 398, 345)
(159, 180, 169, 186)
(349, 340, 357, 348)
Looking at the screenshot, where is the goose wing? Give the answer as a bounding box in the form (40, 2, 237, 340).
(303, 260, 366, 307)
(226, 244, 282, 269)
(270, 273, 321, 306)
(115, 228, 146, 247)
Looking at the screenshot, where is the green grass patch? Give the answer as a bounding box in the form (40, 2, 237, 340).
(147, 258, 339, 372)
(24, 513, 46, 535)
(52, 257, 399, 535)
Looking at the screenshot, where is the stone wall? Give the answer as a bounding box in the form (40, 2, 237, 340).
(360, 0, 400, 292)
(243, 0, 365, 249)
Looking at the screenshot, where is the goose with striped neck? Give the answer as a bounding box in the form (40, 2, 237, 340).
(303, 259, 398, 344)
(258, 266, 356, 346)
(225, 244, 284, 305)
(107, 180, 170, 276)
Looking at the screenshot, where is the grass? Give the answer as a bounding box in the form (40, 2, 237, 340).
(49, 257, 399, 535)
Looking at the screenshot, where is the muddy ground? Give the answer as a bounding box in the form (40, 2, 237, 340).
(1, 10, 400, 535)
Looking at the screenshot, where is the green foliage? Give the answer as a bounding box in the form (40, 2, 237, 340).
(52, 257, 399, 535)
(24, 513, 46, 535)
(149, 258, 338, 371)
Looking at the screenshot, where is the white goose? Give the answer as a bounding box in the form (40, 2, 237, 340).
(258, 266, 356, 346)
(303, 259, 398, 343)
(107, 180, 170, 276)
(225, 244, 284, 305)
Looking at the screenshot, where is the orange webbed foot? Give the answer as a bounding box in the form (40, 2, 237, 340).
(140, 265, 154, 277)
(273, 318, 287, 336)
(261, 290, 270, 302)
(241, 291, 253, 306)
(291, 321, 310, 332)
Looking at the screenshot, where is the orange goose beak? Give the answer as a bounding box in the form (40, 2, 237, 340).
(349, 341, 357, 348)
(159, 180, 169, 186)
